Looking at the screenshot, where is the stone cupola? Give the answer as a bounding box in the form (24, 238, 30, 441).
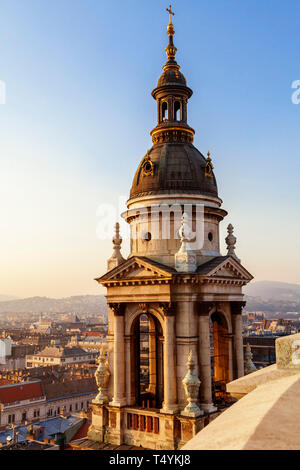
(123, 8, 227, 268)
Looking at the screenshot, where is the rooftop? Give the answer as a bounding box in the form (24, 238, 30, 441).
(0, 380, 44, 405)
(0, 415, 84, 445)
(35, 346, 90, 358)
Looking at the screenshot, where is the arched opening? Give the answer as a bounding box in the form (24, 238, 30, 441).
(210, 311, 230, 403)
(174, 101, 181, 121)
(131, 313, 164, 409)
(162, 102, 168, 122)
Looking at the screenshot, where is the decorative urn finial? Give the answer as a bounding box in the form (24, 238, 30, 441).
(93, 346, 110, 404)
(225, 224, 241, 263)
(107, 222, 125, 270)
(181, 351, 203, 417)
(244, 343, 257, 375)
(175, 213, 197, 273)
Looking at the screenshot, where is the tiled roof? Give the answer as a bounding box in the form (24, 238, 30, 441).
(69, 420, 90, 442)
(196, 256, 230, 274)
(0, 381, 44, 404)
(43, 377, 97, 400)
(37, 346, 89, 358)
(138, 256, 177, 274)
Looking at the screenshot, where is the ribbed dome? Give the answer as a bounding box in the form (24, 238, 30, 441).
(129, 143, 218, 200)
(157, 68, 187, 87)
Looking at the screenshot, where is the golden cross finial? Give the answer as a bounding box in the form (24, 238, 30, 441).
(166, 4, 175, 24)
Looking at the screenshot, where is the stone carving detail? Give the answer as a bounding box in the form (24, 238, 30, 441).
(276, 333, 300, 370)
(225, 224, 241, 263)
(244, 343, 257, 375)
(160, 302, 174, 316)
(175, 213, 197, 273)
(93, 346, 110, 404)
(107, 222, 125, 271)
(230, 301, 246, 315)
(138, 303, 148, 314)
(182, 351, 203, 417)
(108, 303, 125, 316)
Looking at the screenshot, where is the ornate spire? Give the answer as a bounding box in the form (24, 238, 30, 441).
(107, 222, 125, 271)
(165, 5, 177, 65)
(150, 6, 194, 146)
(225, 224, 241, 263)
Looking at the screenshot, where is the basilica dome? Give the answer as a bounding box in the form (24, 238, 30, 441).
(129, 143, 218, 200)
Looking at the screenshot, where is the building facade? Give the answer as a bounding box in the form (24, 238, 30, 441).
(26, 345, 98, 368)
(88, 9, 253, 450)
(0, 380, 96, 428)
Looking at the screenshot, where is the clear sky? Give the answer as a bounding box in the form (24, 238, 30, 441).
(1, 0, 300, 298)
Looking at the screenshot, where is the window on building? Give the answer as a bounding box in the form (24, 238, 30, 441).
(174, 101, 181, 121)
(162, 101, 168, 121)
(70, 405, 72, 412)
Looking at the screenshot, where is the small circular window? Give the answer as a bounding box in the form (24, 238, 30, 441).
(208, 232, 213, 242)
(143, 232, 152, 242)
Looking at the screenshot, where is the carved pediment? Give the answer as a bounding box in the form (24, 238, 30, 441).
(198, 256, 253, 282)
(96, 256, 175, 284)
(209, 258, 253, 281)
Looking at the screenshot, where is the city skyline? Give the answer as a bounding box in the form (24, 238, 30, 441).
(1, 0, 300, 298)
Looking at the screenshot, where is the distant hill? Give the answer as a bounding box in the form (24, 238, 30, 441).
(244, 281, 300, 315)
(0, 295, 107, 315)
(244, 281, 300, 302)
(1, 281, 300, 316)
(0, 295, 19, 302)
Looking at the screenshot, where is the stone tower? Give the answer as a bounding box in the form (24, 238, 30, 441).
(88, 7, 253, 450)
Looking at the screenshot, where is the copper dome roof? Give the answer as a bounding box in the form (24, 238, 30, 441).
(129, 143, 218, 200)
(157, 68, 187, 87)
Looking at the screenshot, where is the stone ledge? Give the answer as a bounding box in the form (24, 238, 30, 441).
(183, 374, 300, 450)
(227, 333, 300, 400)
(226, 363, 300, 400)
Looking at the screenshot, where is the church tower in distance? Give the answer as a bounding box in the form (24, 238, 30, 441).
(89, 6, 253, 450)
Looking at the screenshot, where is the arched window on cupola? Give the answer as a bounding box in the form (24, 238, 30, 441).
(174, 100, 181, 121)
(162, 101, 168, 122)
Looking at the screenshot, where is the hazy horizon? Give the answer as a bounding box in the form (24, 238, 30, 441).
(1, 279, 300, 301)
(1, 1, 300, 298)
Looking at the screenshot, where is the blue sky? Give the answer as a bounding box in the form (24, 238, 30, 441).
(0, 0, 300, 297)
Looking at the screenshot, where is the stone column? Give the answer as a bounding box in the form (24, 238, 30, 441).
(198, 303, 217, 413)
(231, 302, 246, 380)
(124, 335, 135, 406)
(109, 304, 126, 407)
(161, 306, 178, 414)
